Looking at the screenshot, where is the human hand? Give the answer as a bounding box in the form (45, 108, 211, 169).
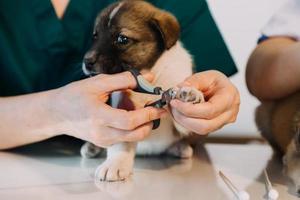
(169, 70, 240, 135)
(52, 72, 166, 147)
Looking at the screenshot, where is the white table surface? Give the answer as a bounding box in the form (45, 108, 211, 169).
(0, 140, 298, 200)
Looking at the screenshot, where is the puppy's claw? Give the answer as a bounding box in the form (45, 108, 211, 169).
(95, 165, 108, 181)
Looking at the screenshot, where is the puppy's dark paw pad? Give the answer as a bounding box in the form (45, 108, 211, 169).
(176, 87, 204, 104)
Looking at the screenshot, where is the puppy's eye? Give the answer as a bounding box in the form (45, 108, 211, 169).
(93, 31, 98, 40)
(116, 34, 129, 45)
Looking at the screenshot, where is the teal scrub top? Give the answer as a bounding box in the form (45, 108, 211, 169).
(0, 0, 237, 96)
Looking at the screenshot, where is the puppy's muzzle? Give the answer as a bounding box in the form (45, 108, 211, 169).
(82, 51, 97, 75)
(82, 50, 128, 75)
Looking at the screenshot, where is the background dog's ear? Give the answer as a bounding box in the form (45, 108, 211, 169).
(150, 11, 180, 50)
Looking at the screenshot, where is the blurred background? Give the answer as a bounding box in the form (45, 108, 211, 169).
(206, 0, 287, 138)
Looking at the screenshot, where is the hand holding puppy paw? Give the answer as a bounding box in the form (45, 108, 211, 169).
(170, 70, 240, 135)
(53, 72, 166, 147)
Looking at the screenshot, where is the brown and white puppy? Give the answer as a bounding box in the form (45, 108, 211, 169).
(256, 92, 300, 194)
(81, 0, 203, 182)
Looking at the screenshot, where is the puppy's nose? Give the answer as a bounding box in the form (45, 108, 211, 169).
(83, 51, 97, 70)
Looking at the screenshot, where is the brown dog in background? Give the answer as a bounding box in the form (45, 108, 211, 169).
(256, 92, 300, 193)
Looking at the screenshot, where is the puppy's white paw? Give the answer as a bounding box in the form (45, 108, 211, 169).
(80, 142, 103, 158)
(166, 141, 193, 159)
(95, 155, 134, 182)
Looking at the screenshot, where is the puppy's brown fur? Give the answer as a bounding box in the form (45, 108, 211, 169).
(256, 92, 300, 192)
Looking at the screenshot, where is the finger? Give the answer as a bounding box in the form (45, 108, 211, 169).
(92, 123, 153, 147)
(170, 91, 233, 119)
(180, 70, 226, 91)
(100, 104, 167, 130)
(93, 71, 137, 93)
(120, 122, 153, 142)
(177, 81, 192, 88)
(171, 108, 234, 135)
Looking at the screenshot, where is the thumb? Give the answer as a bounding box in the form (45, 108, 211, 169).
(94, 71, 137, 93)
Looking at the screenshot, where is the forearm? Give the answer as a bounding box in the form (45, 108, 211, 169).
(246, 38, 300, 100)
(0, 90, 62, 150)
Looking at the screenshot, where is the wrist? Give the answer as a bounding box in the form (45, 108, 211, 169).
(0, 89, 66, 149)
(45, 88, 70, 137)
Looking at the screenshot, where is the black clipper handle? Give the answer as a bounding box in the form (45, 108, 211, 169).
(144, 99, 166, 130)
(152, 119, 161, 130)
(144, 105, 161, 130)
(128, 68, 163, 130)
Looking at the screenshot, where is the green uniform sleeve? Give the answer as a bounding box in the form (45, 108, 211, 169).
(149, 0, 237, 76)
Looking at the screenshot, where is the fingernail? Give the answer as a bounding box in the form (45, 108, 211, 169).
(142, 72, 154, 82)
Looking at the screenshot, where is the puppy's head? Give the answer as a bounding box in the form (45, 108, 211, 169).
(82, 0, 180, 75)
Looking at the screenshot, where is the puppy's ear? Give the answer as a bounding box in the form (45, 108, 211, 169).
(150, 11, 180, 49)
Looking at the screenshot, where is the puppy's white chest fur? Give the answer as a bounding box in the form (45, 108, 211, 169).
(151, 41, 193, 90)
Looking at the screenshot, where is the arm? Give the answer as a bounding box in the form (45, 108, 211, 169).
(0, 90, 62, 149)
(0, 72, 165, 150)
(246, 37, 300, 101)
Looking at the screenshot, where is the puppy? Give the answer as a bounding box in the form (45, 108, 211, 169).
(81, 0, 204, 182)
(256, 92, 300, 193)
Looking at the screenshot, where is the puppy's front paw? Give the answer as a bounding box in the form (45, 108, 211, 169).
(95, 155, 134, 182)
(80, 142, 103, 158)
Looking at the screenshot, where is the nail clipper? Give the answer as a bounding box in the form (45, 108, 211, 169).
(128, 68, 203, 129)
